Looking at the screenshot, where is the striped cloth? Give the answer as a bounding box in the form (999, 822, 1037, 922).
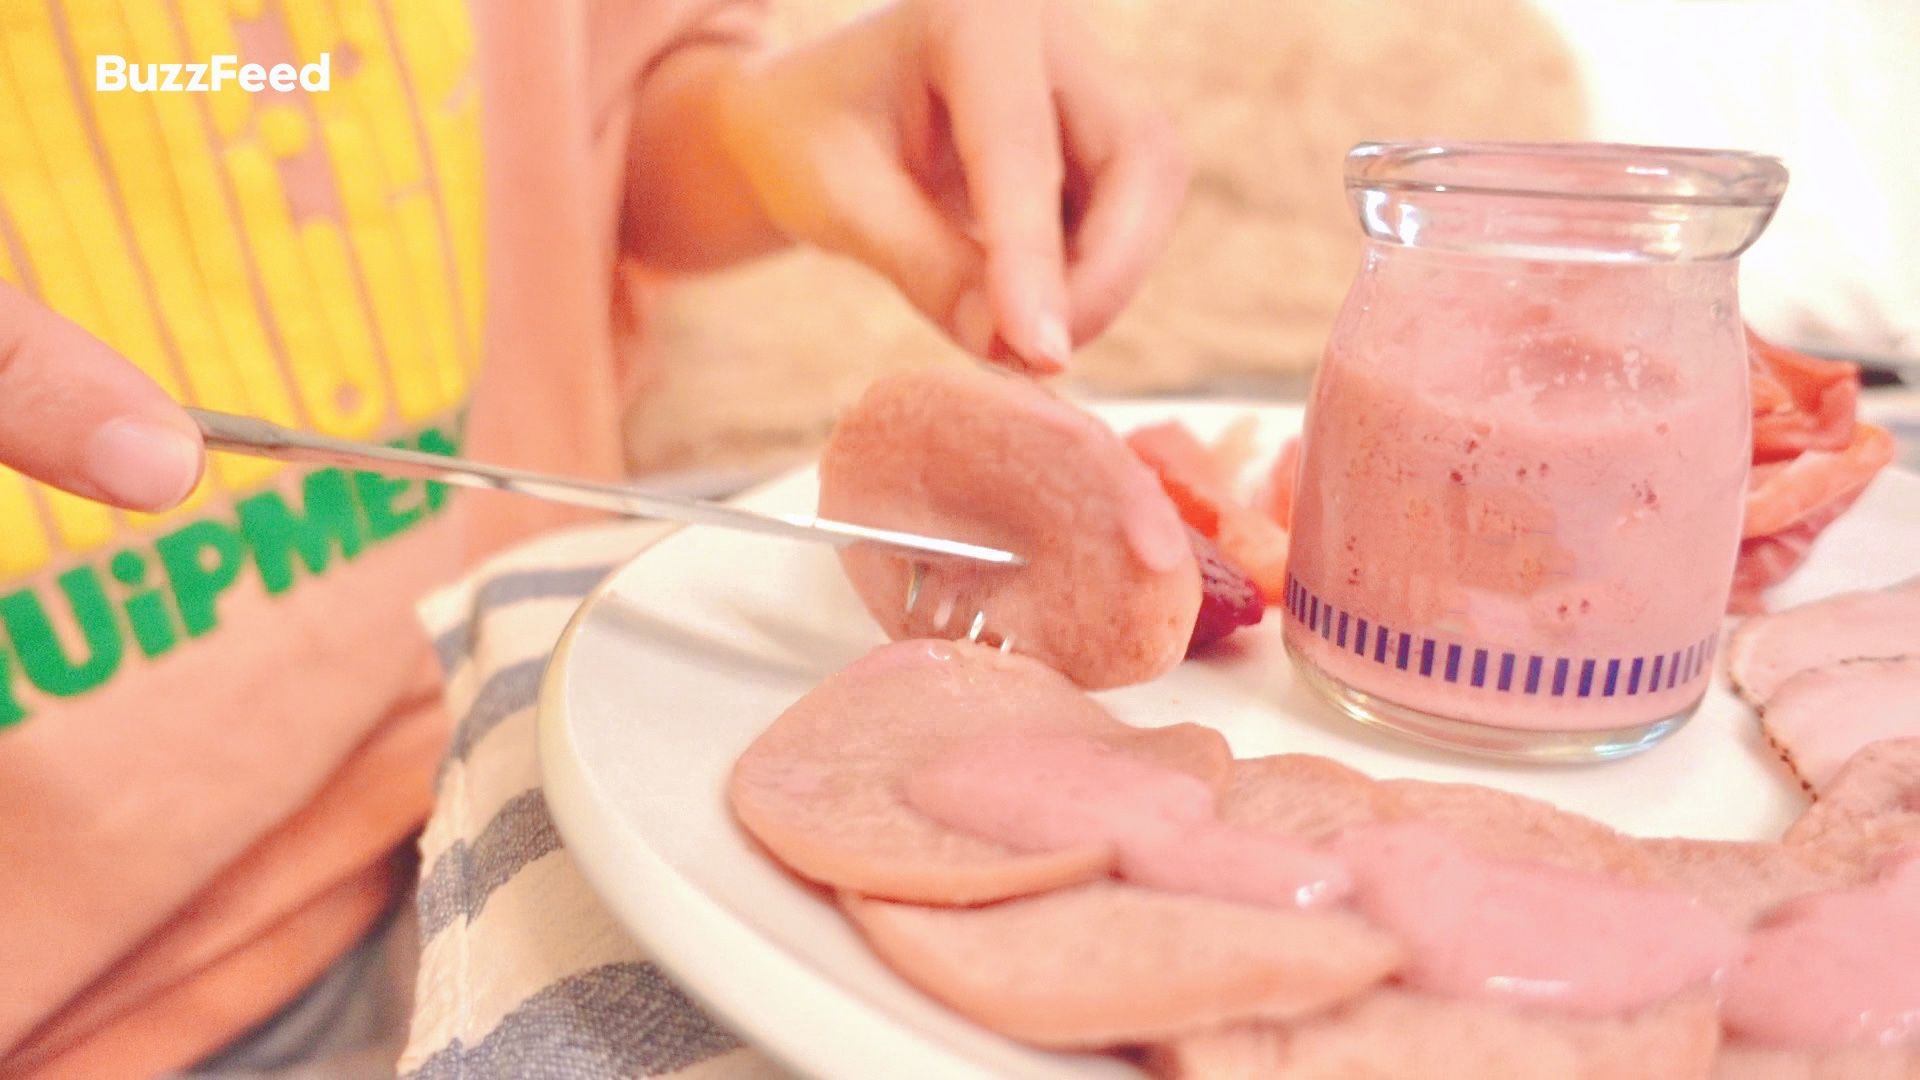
(398, 521, 787, 1080)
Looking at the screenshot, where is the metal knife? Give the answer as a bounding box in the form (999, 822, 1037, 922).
(189, 408, 1024, 567)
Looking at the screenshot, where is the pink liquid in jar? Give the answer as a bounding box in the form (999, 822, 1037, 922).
(1286, 143, 1787, 760)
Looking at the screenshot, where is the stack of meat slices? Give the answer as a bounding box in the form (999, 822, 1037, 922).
(1729, 578, 1920, 794)
(1735, 330, 1898, 612)
(731, 639, 1920, 1077)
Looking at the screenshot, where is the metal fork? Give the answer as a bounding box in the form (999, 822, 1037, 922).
(904, 560, 1015, 654)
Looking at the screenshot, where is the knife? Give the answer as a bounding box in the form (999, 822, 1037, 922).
(188, 408, 1024, 568)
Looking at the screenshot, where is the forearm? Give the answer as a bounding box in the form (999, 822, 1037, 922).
(621, 43, 787, 272)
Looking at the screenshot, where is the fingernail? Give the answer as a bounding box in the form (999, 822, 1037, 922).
(1125, 497, 1194, 574)
(84, 418, 202, 510)
(951, 287, 995, 356)
(1028, 313, 1072, 373)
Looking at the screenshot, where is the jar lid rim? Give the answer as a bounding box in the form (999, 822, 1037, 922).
(1347, 141, 1788, 208)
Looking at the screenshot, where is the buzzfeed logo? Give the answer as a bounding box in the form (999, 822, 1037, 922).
(96, 53, 330, 93)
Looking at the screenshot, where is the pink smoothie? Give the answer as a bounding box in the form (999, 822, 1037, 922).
(1722, 854, 1920, 1048)
(1332, 823, 1742, 1017)
(905, 735, 1350, 909)
(1117, 821, 1353, 910)
(901, 735, 1917, 1038)
(907, 738, 1734, 1015)
(902, 733, 1219, 855)
(1288, 279, 1750, 731)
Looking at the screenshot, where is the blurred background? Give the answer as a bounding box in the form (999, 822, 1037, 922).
(625, 0, 1919, 490)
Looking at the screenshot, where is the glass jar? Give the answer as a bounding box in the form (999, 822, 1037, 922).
(1285, 142, 1788, 762)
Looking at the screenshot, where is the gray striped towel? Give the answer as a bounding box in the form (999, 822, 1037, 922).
(399, 521, 788, 1080)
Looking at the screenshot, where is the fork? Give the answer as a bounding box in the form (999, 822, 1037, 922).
(904, 560, 1015, 655)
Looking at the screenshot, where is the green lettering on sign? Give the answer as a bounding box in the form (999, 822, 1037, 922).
(112, 549, 179, 659)
(0, 645, 26, 728)
(416, 427, 457, 511)
(0, 422, 469, 729)
(353, 470, 424, 541)
(0, 567, 124, 696)
(157, 519, 247, 637)
(236, 468, 365, 594)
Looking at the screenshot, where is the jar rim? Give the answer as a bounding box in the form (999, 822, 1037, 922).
(1346, 141, 1788, 209)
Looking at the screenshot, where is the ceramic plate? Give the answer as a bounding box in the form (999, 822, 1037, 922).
(539, 402, 1920, 1080)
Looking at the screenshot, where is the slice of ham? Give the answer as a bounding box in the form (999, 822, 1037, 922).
(1711, 1041, 1917, 1079)
(1720, 856, 1920, 1050)
(1222, 758, 1670, 903)
(841, 881, 1402, 1049)
(1761, 658, 1920, 793)
(1783, 738, 1920, 872)
(1330, 823, 1741, 1019)
(1369, 778, 1660, 882)
(1116, 821, 1352, 910)
(1747, 331, 1863, 465)
(900, 733, 1219, 857)
(1741, 423, 1895, 539)
(1726, 578, 1920, 706)
(906, 734, 1352, 910)
(728, 640, 1231, 905)
(1636, 837, 1858, 927)
(1730, 487, 1869, 614)
(1146, 988, 1722, 1080)
(1226, 761, 1735, 1019)
(818, 366, 1199, 690)
(1217, 754, 1382, 844)
(1104, 724, 1239, 792)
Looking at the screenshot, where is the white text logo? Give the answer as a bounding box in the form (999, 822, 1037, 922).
(95, 54, 330, 93)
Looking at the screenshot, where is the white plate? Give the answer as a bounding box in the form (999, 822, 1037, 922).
(540, 402, 1920, 1080)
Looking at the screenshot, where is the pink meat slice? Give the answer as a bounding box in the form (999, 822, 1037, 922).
(1727, 578, 1920, 706)
(1191, 754, 1662, 891)
(1636, 837, 1858, 927)
(729, 639, 1232, 905)
(1712, 1042, 1919, 1080)
(1117, 821, 1354, 910)
(1146, 988, 1721, 1080)
(1216, 754, 1384, 844)
(1720, 856, 1920, 1052)
(1784, 737, 1920, 874)
(841, 881, 1402, 1050)
(1760, 658, 1920, 794)
(817, 366, 1200, 690)
(905, 734, 1352, 910)
(1106, 723, 1236, 792)
(902, 733, 1219, 856)
(1334, 823, 1740, 1020)
(1369, 778, 1660, 882)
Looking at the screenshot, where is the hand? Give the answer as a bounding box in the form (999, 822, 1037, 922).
(0, 283, 203, 511)
(715, 0, 1188, 374)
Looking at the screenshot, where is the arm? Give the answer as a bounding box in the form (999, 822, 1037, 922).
(621, 41, 784, 272)
(618, 0, 1189, 374)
